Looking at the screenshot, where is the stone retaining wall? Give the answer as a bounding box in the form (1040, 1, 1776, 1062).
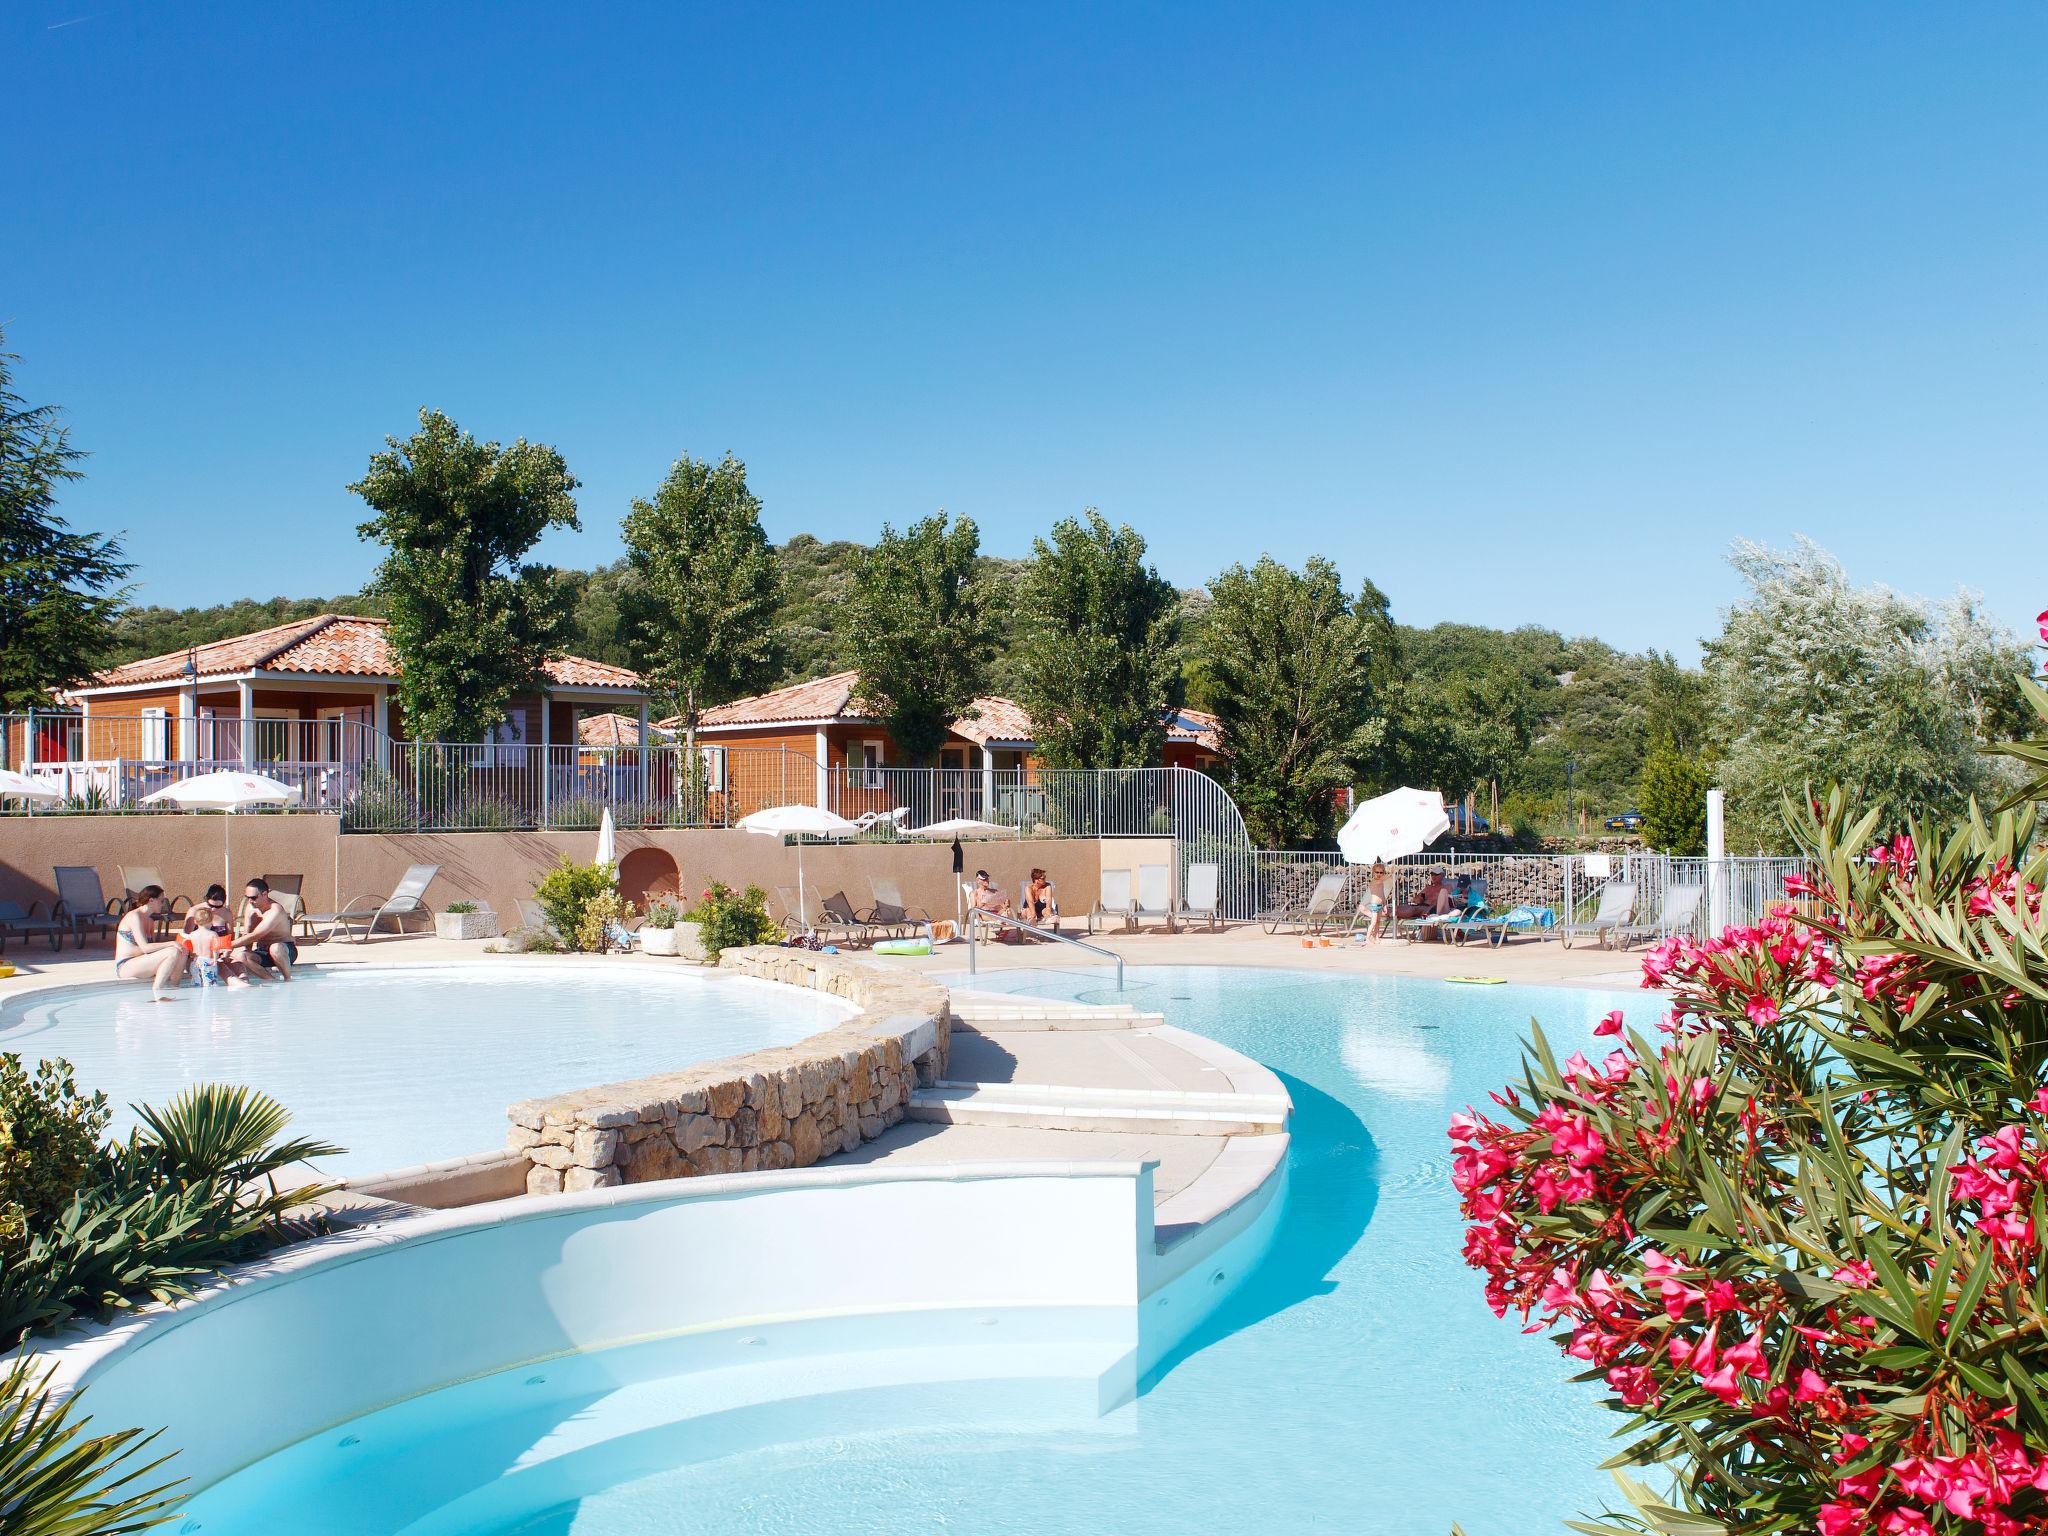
(507, 947, 951, 1196)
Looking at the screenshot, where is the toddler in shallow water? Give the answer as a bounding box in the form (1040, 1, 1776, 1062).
(177, 900, 247, 987)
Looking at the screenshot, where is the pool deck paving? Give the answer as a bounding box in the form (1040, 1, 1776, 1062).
(0, 922, 1645, 1235)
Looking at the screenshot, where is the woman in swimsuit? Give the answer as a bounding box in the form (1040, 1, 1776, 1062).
(115, 885, 191, 1000)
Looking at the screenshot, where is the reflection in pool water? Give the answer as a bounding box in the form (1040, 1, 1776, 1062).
(0, 965, 850, 1176)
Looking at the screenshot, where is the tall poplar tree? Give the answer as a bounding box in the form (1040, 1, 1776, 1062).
(848, 512, 995, 765)
(620, 452, 781, 766)
(350, 409, 578, 742)
(1013, 510, 1183, 769)
(1195, 556, 1393, 847)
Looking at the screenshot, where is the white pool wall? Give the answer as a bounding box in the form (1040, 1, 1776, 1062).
(44, 1161, 1158, 1493)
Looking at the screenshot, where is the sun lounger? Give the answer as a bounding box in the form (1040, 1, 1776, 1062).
(52, 867, 118, 947)
(1558, 882, 1637, 950)
(1400, 877, 1491, 944)
(1263, 869, 1350, 935)
(257, 873, 306, 932)
(1089, 868, 1136, 934)
(1131, 863, 1176, 932)
(516, 898, 550, 934)
(304, 862, 441, 942)
(1173, 861, 1222, 931)
(1465, 904, 1556, 947)
(1614, 884, 1705, 949)
(866, 876, 929, 930)
(118, 866, 191, 934)
(822, 889, 907, 944)
(0, 900, 68, 953)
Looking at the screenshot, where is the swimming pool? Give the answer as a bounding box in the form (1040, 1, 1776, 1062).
(533, 965, 1634, 1535)
(0, 964, 852, 1176)
(101, 964, 1642, 1535)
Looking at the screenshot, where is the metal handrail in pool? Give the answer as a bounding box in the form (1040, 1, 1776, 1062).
(964, 909, 1125, 991)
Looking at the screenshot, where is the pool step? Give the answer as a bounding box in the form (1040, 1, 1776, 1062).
(908, 1080, 1287, 1137)
(948, 1000, 1163, 1032)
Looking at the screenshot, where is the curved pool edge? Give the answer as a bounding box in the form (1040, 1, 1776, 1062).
(31, 1149, 1287, 1505)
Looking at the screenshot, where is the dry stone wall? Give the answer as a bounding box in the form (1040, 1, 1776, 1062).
(507, 948, 951, 1196)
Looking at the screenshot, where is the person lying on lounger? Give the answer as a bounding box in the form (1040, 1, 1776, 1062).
(1396, 869, 1451, 921)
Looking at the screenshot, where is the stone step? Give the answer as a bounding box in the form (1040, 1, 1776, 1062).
(948, 1003, 1163, 1033)
(908, 1080, 1287, 1137)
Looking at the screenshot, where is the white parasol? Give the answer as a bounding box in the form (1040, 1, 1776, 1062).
(0, 769, 62, 804)
(595, 805, 617, 871)
(1337, 787, 1449, 867)
(143, 771, 303, 888)
(735, 803, 862, 934)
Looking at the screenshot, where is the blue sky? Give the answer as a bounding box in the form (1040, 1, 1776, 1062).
(6, 2, 2042, 656)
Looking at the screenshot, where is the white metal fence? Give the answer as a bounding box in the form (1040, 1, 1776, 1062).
(1240, 848, 1807, 941)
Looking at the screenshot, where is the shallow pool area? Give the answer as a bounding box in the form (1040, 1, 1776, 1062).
(62, 963, 1651, 1536)
(0, 964, 852, 1176)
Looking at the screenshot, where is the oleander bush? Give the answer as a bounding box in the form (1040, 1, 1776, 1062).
(1453, 676, 2048, 1536)
(687, 882, 777, 956)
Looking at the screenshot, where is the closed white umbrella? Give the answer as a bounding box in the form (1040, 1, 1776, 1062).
(736, 803, 862, 934)
(0, 769, 62, 804)
(143, 771, 302, 889)
(595, 805, 616, 871)
(1337, 787, 1450, 866)
(909, 818, 1014, 924)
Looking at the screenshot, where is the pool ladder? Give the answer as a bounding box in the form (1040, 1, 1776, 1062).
(964, 909, 1125, 991)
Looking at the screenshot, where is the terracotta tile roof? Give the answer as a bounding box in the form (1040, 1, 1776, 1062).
(578, 712, 671, 746)
(1165, 706, 1222, 751)
(697, 670, 862, 727)
(951, 695, 1035, 745)
(82, 614, 641, 693)
(696, 672, 1038, 745)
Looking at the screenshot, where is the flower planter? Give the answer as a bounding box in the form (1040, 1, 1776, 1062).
(639, 922, 707, 961)
(435, 910, 500, 941)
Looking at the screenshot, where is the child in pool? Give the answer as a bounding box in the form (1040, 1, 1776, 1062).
(179, 897, 254, 987)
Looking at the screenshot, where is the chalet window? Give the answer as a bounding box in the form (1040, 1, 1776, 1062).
(860, 740, 885, 789)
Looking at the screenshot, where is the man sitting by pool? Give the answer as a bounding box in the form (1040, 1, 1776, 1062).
(1397, 868, 1453, 921)
(227, 877, 296, 980)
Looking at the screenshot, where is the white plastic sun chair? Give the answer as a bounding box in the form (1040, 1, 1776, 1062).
(1121, 862, 1176, 933)
(1089, 867, 1136, 934)
(1263, 868, 1349, 935)
(866, 875, 929, 928)
(1558, 881, 1637, 950)
(1614, 884, 1704, 950)
(308, 862, 441, 943)
(118, 864, 191, 937)
(1173, 862, 1223, 931)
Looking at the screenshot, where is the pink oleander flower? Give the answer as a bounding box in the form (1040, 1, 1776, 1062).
(1831, 1261, 1877, 1289)
(1594, 1009, 1624, 1036)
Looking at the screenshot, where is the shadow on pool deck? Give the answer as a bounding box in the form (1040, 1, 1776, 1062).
(1138, 1069, 1377, 1394)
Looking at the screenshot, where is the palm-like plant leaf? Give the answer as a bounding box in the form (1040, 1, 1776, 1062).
(0, 1353, 182, 1535)
(131, 1084, 341, 1184)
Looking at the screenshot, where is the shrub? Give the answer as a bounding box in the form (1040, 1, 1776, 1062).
(443, 900, 478, 915)
(341, 764, 417, 832)
(444, 795, 529, 832)
(0, 1056, 111, 1257)
(547, 794, 608, 830)
(1638, 731, 1711, 854)
(533, 858, 616, 948)
(640, 894, 681, 930)
(570, 892, 636, 954)
(2, 1076, 340, 1347)
(1452, 677, 2048, 1536)
(687, 882, 777, 956)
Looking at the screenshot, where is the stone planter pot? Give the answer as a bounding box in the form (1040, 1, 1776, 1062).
(639, 922, 707, 961)
(435, 910, 500, 941)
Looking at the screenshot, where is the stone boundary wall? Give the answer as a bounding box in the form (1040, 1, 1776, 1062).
(507, 947, 951, 1196)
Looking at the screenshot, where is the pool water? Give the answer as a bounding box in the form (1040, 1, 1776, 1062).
(515, 966, 1637, 1536)
(184, 964, 1644, 1534)
(0, 966, 850, 1176)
